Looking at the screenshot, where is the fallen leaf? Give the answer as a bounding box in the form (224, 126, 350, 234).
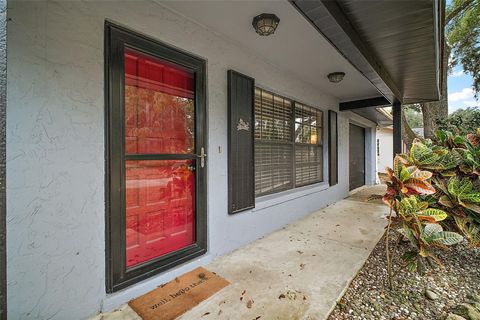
(297, 250, 304, 254)
(300, 263, 306, 270)
(241, 290, 246, 295)
(279, 294, 286, 299)
(201, 312, 210, 317)
(246, 299, 254, 309)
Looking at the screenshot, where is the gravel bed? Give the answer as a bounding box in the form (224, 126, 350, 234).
(328, 221, 480, 320)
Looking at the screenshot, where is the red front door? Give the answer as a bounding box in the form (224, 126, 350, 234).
(123, 48, 196, 268)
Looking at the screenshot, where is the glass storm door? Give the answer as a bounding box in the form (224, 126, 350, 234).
(124, 48, 198, 267)
(106, 23, 207, 292)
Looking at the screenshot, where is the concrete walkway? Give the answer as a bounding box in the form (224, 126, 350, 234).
(93, 185, 388, 320)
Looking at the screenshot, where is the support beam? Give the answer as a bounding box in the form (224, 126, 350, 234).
(392, 102, 402, 158)
(0, 0, 6, 318)
(339, 97, 390, 111)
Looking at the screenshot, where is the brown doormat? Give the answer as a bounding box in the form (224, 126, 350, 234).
(128, 267, 230, 320)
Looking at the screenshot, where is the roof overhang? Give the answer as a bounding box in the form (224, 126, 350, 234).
(291, 0, 444, 108)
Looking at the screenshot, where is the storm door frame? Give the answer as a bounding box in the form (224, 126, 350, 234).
(105, 21, 207, 293)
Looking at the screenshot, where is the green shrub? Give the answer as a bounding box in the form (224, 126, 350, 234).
(379, 128, 480, 273)
(437, 107, 480, 135)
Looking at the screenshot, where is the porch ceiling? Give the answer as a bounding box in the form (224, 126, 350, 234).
(292, 0, 443, 105)
(160, 0, 380, 102)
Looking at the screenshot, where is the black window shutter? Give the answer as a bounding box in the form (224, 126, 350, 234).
(328, 110, 338, 186)
(228, 70, 255, 214)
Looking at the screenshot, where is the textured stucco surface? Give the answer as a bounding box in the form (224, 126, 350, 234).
(6, 1, 377, 319)
(377, 128, 394, 180)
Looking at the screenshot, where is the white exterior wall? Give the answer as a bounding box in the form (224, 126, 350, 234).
(376, 127, 393, 177)
(6, 1, 377, 319)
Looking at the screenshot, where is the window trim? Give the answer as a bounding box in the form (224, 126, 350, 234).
(105, 21, 207, 293)
(254, 86, 326, 197)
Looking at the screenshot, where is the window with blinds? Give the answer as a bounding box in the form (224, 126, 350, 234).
(254, 87, 324, 197)
(294, 102, 323, 186)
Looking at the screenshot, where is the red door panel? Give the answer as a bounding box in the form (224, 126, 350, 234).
(124, 48, 196, 268)
(124, 49, 195, 155)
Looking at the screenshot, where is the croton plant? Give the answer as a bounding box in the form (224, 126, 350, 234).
(378, 128, 480, 273)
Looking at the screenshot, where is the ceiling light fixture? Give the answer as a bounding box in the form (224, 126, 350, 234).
(327, 72, 346, 83)
(252, 13, 280, 36)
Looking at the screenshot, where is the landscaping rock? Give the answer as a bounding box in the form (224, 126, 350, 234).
(327, 220, 480, 320)
(453, 303, 480, 320)
(425, 289, 439, 300)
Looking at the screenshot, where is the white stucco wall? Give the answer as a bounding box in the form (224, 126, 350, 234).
(376, 127, 394, 178)
(6, 1, 377, 319)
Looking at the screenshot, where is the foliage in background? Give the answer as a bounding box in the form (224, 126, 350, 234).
(404, 106, 424, 129)
(378, 128, 480, 277)
(437, 107, 480, 134)
(447, 0, 480, 96)
(402, 0, 480, 146)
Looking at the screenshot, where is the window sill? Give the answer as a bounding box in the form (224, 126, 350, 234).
(252, 182, 330, 212)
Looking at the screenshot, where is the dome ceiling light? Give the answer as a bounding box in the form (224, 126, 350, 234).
(327, 72, 346, 83)
(252, 13, 280, 36)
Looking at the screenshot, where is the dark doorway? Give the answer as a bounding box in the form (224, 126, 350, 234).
(349, 124, 365, 191)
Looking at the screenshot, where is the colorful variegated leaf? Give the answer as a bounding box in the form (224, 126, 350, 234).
(418, 216, 437, 223)
(404, 179, 436, 195)
(438, 195, 454, 208)
(459, 200, 480, 214)
(417, 208, 448, 221)
(423, 223, 443, 238)
(399, 166, 411, 182)
(378, 172, 389, 184)
(430, 231, 463, 246)
(409, 169, 432, 180)
(398, 227, 417, 247)
(393, 156, 404, 178)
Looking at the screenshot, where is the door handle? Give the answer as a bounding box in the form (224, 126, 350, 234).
(196, 147, 206, 168)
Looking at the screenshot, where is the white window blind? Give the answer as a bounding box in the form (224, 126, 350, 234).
(254, 87, 323, 197)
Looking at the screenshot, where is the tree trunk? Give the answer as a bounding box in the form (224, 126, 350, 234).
(401, 108, 418, 150)
(421, 45, 450, 139)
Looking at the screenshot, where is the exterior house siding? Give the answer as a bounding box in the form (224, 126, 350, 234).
(6, 1, 376, 319)
(376, 127, 394, 182)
